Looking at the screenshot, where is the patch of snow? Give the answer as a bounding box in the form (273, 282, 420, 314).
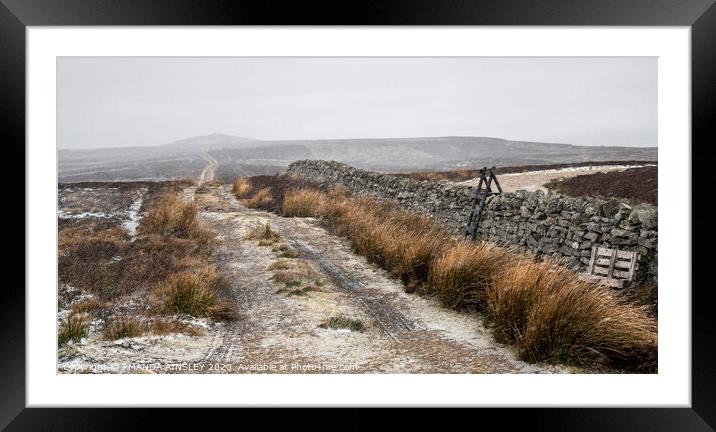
(179, 316, 213, 330)
(122, 189, 147, 240)
(88, 318, 104, 334)
(58, 210, 113, 219)
(113, 338, 149, 351)
(182, 187, 196, 203)
(57, 308, 70, 321)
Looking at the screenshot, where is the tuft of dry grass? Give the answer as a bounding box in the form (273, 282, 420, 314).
(244, 187, 273, 209)
(486, 259, 560, 344)
(516, 273, 657, 369)
(232, 177, 253, 198)
(139, 194, 214, 247)
(428, 241, 512, 311)
(159, 267, 237, 320)
(139, 194, 196, 237)
(268, 260, 292, 271)
(394, 228, 450, 286)
(245, 223, 282, 245)
(281, 189, 328, 217)
(270, 259, 325, 295)
(484, 259, 657, 369)
(58, 313, 90, 346)
(319, 315, 365, 332)
(274, 244, 300, 258)
(103, 317, 145, 340)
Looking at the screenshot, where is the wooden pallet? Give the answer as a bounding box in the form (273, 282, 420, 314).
(583, 246, 638, 288)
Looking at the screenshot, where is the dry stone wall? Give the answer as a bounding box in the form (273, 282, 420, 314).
(287, 160, 658, 283)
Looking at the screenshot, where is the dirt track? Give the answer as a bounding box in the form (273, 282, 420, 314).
(187, 184, 573, 373)
(197, 153, 219, 185)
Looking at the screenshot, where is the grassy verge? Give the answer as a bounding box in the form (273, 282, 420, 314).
(237, 175, 657, 371)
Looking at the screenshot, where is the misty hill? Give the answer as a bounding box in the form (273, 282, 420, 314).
(58, 134, 657, 182)
(159, 133, 258, 153)
(206, 136, 656, 171)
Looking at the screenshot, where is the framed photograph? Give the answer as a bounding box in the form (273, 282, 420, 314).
(5, 0, 713, 429)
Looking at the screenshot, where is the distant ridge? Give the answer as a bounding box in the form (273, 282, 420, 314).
(58, 134, 657, 182)
(60, 133, 259, 154)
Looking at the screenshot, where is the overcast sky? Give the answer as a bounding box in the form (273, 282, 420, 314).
(57, 57, 657, 149)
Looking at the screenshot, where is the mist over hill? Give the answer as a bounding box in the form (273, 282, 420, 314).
(58, 134, 657, 182)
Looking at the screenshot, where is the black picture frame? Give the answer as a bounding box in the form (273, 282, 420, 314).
(3, 0, 713, 430)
